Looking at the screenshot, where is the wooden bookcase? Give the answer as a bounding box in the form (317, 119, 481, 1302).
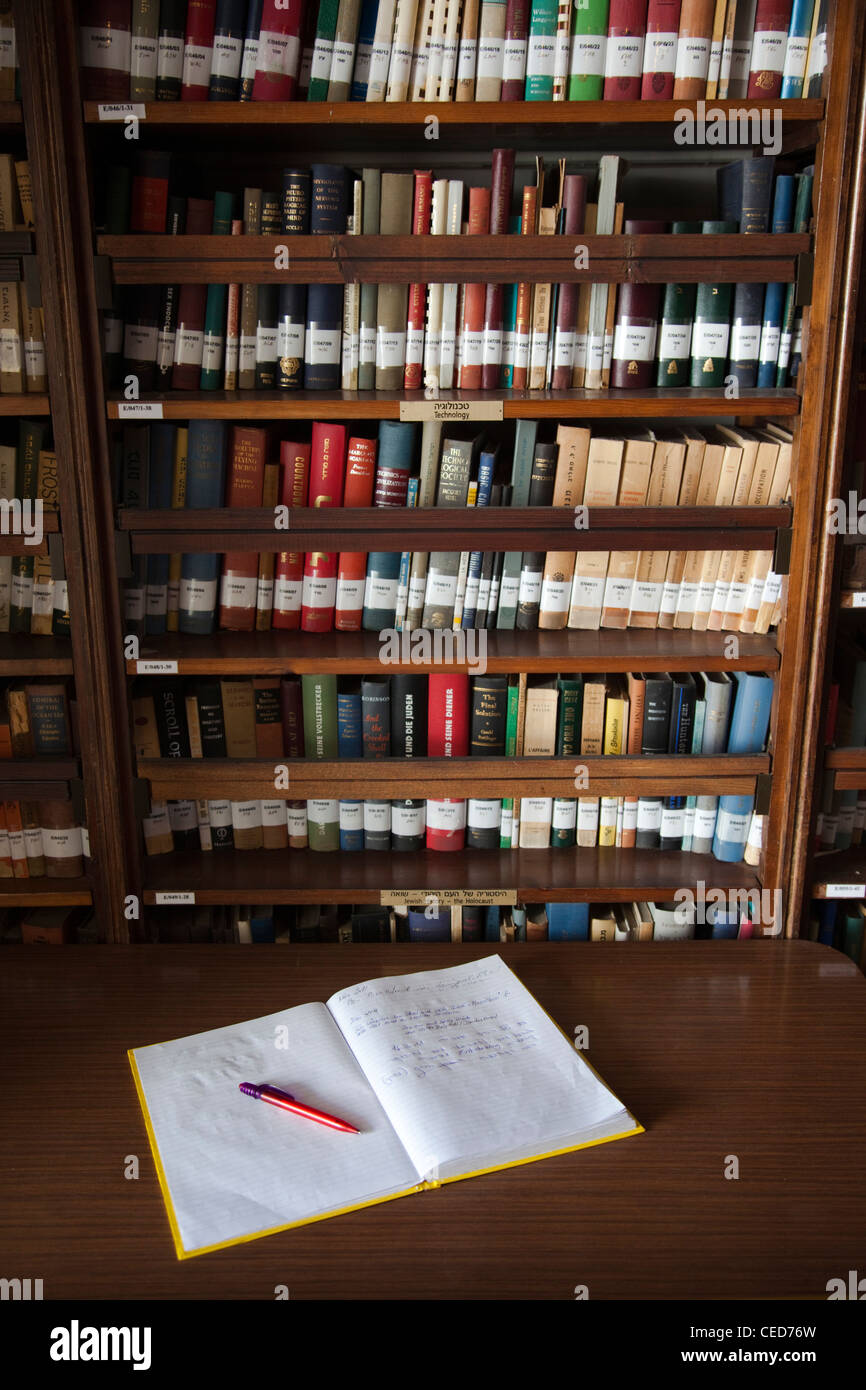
(12, 0, 866, 942)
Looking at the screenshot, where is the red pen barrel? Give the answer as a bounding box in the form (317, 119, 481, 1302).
(258, 1086, 359, 1133)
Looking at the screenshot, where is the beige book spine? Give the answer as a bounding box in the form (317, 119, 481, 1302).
(628, 439, 685, 628)
(231, 799, 263, 851)
(658, 433, 706, 628)
(0, 279, 22, 392)
(552, 424, 592, 505)
(410, 0, 436, 97)
(220, 678, 257, 757)
(143, 801, 174, 856)
(523, 687, 558, 755)
(386, 0, 422, 100)
(571, 204, 597, 387)
(19, 283, 46, 393)
(185, 693, 203, 758)
(539, 551, 576, 629)
(261, 800, 290, 849)
(518, 797, 553, 848)
(600, 202, 624, 388)
(455, 0, 479, 99)
(674, 438, 723, 628)
(528, 205, 557, 389)
(601, 440, 653, 628)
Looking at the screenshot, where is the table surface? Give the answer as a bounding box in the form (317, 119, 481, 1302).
(2, 941, 864, 1301)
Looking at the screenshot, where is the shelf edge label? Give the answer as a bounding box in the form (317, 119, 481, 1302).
(136, 660, 179, 674)
(399, 400, 504, 423)
(97, 103, 147, 120)
(154, 891, 196, 905)
(823, 883, 866, 898)
(117, 402, 164, 419)
(380, 888, 517, 906)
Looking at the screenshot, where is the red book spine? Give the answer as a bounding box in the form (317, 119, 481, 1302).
(272, 442, 310, 631)
(219, 427, 267, 631)
(425, 799, 467, 851)
(603, 0, 648, 100)
(481, 148, 516, 391)
(130, 162, 169, 234)
(253, 0, 304, 101)
(459, 187, 491, 391)
(404, 171, 433, 391)
(171, 197, 213, 390)
(180, 0, 217, 101)
(427, 674, 470, 756)
(301, 423, 347, 632)
(641, 0, 681, 99)
(336, 437, 377, 630)
(501, 0, 529, 101)
(747, 1, 794, 98)
(551, 173, 587, 390)
(280, 678, 305, 757)
(79, 1, 132, 102)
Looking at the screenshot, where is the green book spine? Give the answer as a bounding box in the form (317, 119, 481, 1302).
(655, 221, 701, 388)
(200, 192, 234, 390)
(301, 674, 339, 758)
(306, 798, 340, 850)
(550, 798, 576, 847)
(555, 677, 583, 755)
(567, 0, 609, 100)
(499, 680, 520, 846)
(307, 0, 342, 101)
(776, 170, 814, 386)
(11, 419, 48, 634)
(525, 0, 558, 101)
(690, 221, 736, 389)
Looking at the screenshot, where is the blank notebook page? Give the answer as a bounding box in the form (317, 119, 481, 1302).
(327, 955, 634, 1182)
(130, 1002, 421, 1256)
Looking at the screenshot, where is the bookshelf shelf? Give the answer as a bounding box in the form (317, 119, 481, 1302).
(99, 231, 811, 286)
(119, 503, 790, 555)
(0, 507, 57, 556)
(105, 388, 801, 420)
(840, 590, 866, 609)
(0, 634, 73, 674)
(0, 757, 79, 800)
(0, 100, 22, 128)
(138, 754, 769, 802)
(812, 847, 866, 899)
(0, 879, 92, 907)
(140, 845, 762, 906)
(83, 98, 824, 129)
(126, 629, 781, 676)
(0, 393, 51, 415)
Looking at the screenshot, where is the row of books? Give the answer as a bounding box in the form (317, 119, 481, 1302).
(119, 418, 791, 636)
(815, 639, 866, 852)
(0, 908, 97, 946)
(0, 800, 89, 879)
(0, 155, 46, 395)
(148, 898, 758, 944)
(0, 680, 75, 757)
(109, 153, 810, 395)
(808, 900, 866, 971)
(0, 423, 71, 638)
(133, 668, 772, 763)
(80, 0, 829, 106)
(0, 7, 17, 101)
(142, 791, 766, 859)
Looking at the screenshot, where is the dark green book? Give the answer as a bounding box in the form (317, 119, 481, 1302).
(306, 798, 340, 851)
(194, 679, 228, 758)
(301, 674, 338, 758)
(200, 192, 234, 390)
(655, 222, 701, 388)
(689, 221, 737, 389)
(555, 677, 584, 755)
(307, 0, 341, 101)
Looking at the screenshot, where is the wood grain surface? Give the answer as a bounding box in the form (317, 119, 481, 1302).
(1, 941, 864, 1300)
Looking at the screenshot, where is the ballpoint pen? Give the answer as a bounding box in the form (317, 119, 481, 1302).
(238, 1082, 360, 1133)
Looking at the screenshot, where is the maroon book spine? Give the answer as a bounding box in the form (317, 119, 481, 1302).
(171, 198, 214, 390)
(551, 174, 588, 390)
(747, 1, 794, 99)
(603, 0, 649, 100)
(610, 218, 665, 389)
(640, 0, 681, 99)
(79, 0, 132, 101)
(480, 149, 516, 391)
(280, 677, 305, 757)
(501, 0, 530, 101)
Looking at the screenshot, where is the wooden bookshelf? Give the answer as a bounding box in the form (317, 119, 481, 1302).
(811, 848, 866, 900)
(13, 0, 865, 942)
(0, 393, 50, 415)
(0, 634, 74, 674)
(126, 629, 780, 676)
(0, 878, 92, 907)
(141, 846, 762, 906)
(105, 387, 801, 420)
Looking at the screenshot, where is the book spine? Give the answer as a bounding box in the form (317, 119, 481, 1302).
(254, 0, 304, 99)
(501, 0, 528, 100)
(603, 0, 646, 99)
(641, 0, 680, 98)
(181, 0, 217, 100)
(404, 170, 433, 391)
(480, 148, 515, 391)
(747, 0, 794, 98)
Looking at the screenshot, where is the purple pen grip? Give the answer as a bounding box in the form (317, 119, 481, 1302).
(239, 1082, 294, 1101)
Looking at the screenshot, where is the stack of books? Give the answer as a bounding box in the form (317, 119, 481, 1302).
(0, 155, 46, 397)
(0, 422, 70, 638)
(106, 153, 811, 396)
(119, 417, 791, 636)
(79, 1, 829, 106)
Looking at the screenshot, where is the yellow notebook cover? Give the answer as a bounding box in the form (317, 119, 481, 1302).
(128, 954, 643, 1259)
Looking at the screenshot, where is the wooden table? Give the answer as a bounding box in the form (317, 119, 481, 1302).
(2, 941, 864, 1300)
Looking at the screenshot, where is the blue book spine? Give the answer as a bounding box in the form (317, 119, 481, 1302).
(771, 174, 795, 233)
(781, 0, 817, 98)
(408, 908, 452, 941)
(727, 672, 774, 753)
(303, 282, 343, 390)
(461, 450, 496, 629)
(250, 909, 275, 943)
(757, 281, 787, 386)
(395, 477, 419, 630)
(337, 692, 363, 756)
(239, 0, 265, 101)
(484, 905, 501, 941)
(816, 899, 837, 947)
(210, 0, 249, 99)
(546, 902, 589, 941)
(709, 912, 741, 940)
(362, 551, 402, 630)
(375, 419, 416, 502)
(712, 794, 754, 862)
(179, 421, 228, 635)
(351, 0, 380, 99)
(339, 800, 364, 850)
(145, 421, 176, 635)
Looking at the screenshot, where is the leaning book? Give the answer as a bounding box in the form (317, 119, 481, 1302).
(129, 955, 642, 1258)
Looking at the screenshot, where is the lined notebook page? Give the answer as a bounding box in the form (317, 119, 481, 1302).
(327, 955, 634, 1182)
(130, 1003, 420, 1256)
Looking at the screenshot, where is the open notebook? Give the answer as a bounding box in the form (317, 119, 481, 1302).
(129, 955, 643, 1258)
